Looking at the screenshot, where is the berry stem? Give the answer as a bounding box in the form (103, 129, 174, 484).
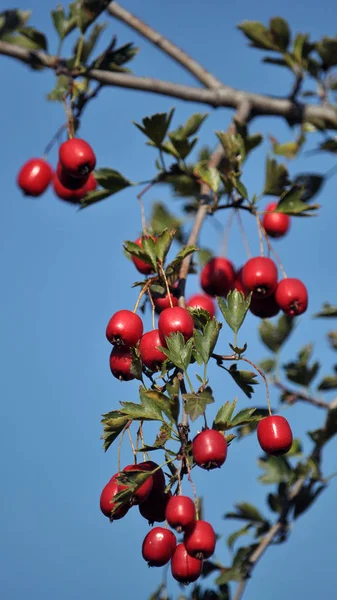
(117, 420, 132, 472)
(255, 211, 265, 257)
(43, 123, 67, 157)
(221, 207, 235, 257)
(133, 280, 152, 313)
(184, 370, 195, 394)
(74, 34, 84, 69)
(147, 288, 156, 330)
(137, 183, 153, 235)
(240, 356, 272, 416)
(160, 266, 174, 308)
(127, 427, 137, 462)
(236, 209, 252, 258)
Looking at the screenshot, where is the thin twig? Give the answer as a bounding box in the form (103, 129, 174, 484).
(255, 212, 264, 257)
(236, 210, 252, 258)
(273, 379, 330, 409)
(221, 208, 235, 257)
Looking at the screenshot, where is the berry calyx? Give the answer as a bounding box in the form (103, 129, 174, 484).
(171, 543, 203, 584)
(200, 257, 235, 297)
(122, 463, 153, 504)
(100, 475, 129, 520)
(131, 237, 156, 275)
(184, 520, 216, 560)
(139, 490, 172, 525)
(109, 347, 135, 381)
(275, 278, 308, 316)
(186, 293, 216, 317)
(59, 138, 96, 178)
(192, 429, 227, 470)
(142, 527, 176, 567)
(17, 158, 52, 197)
(165, 495, 196, 532)
(158, 307, 194, 344)
(262, 202, 290, 239)
(257, 415, 293, 455)
(106, 310, 143, 347)
(139, 330, 167, 371)
(249, 293, 280, 319)
(241, 257, 278, 298)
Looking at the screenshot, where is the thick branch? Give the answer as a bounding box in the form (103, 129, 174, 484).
(107, 2, 222, 89)
(1, 40, 337, 129)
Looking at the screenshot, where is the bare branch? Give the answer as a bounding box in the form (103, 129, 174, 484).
(107, 2, 222, 89)
(273, 379, 330, 409)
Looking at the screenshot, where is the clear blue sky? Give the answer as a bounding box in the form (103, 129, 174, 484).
(1, 1, 337, 599)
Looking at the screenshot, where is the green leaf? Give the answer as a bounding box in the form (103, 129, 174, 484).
(234, 179, 248, 199)
(101, 410, 129, 451)
(227, 524, 252, 551)
(165, 244, 198, 275)
(51, 5, 69, 39)
(286, 438, 303, 457)
(317, 375, 337, 390)
(225, 502, 266, 523)
(259, 314, 294, 353)
(293, 483, 326, 519)
(193, 318, 221, 364)
(314, 303, 337, 318)
(216, 131, 246, 167)
(92, 41, 139, 72)
(213, 398, 238, 431)
(230, 407, 261, 428)
(283, 344, 320, 387)
(167, 134, 198, 160)
(94, 168, 132, 193)
(120, 396, 163, 421)
(217, 290, 251, 337)
(150, 202, 184, 243)
(180, 113, 208, 137)
(269, 17, 290, 51)
(73, 23, 106, 63)
(194, 161, 220, 193)
(215, 568, 242, 585)
(316, 36, 337, 67)
(259, 358, 276, 373)
(79, 188, 113, 208)
(139, 388, 178, 424)
(47, 75, 71, 101)
(227, 364, 258, 398)
(18, 25, 48, 50)
(238, 20, 280, 51)
(134, 109, 175, 147)
(276, 185, 319, 216)
(264, 156, 290, 196)
(258, 455, 292, 484)
(183, 389, 215, 423)
(292, 174, 324, 203)
(159, 332, 193, 371)
(328, 330, 337, 351)
(236, 408, 270, 439)
(0, 9, 31, 37)
(154, 229, 175, 264)
(142, 236, 158, 271)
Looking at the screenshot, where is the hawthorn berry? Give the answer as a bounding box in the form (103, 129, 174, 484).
(171, 543, 203, 584)
(106, 310, 143, 347)
(200, 257, 235, 297)
(249, 293, 280, 319)
(109, 346, 135, 381)
(184, 520, 216, 560)
(59, 138, 96, 178)
(86, 172, 97, 192)
(142, 527, 176, 567)
(138, 461, 165, 491)
(232, 267, 246, 295)
(56, 162, 88, 190)
(158, 306, 194, 344)
(186, 293, 216, 317)
(275, 278, 308, 316)
(139, 490, 172, 525)
(153, 291, 179, 313)
(139, 330, 167, 371)
(262, 202, 290, 238)
(192, 429, 227, 470)
(257, 415, 293, 455)
(122, 463, 153, 504)
(17, 158, 52, 197)
(241, 257, 278, 298)
(165, 495, 196, 532)
(131, 237, 156, 275)
(100, 475, 129, 520)
(53, 172, 89, 203)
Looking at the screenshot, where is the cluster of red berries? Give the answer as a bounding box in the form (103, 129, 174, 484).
(200, 256, 308, 318)
(17, 138, 97, 203)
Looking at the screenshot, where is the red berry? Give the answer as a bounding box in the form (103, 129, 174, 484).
(257, 415, 293, 455)
(262, 202, 290, 239)
(131, 237, 156, 275)
(138, 461, 166, 491)
(249, 293, 280, 319)
(241, 257, 278, 298)
(139, 330, 167, 371)
(139, 490, 172, 525)
(184, 520, 216, 559)
(153, 292, 179, 313)
(158, 307, 194, 344)
(86, 172, 97, 192)
(142, 527, 176, 567)
(165, 495, 196, 532)
(232, 267, 246, 295)
(275, 278, 308, 316)
(186, 294, 216, 317)
(171, 543, 203, 584)
(100, 475, 129, 520)
(106, 310, 143, 347)
(56, 162, 88, 190)
(192, 429, 227, 470)
(53, 173, 88, 203)
(17, 158, 52, 197)
(109, 347, 135, 381)
(59, 138, 96, 178)
(200, 257, 235, 297)
(122, 463, 153, 504)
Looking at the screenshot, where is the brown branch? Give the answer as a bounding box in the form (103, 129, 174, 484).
(107, 2, 222, 89)
(273, 379, 330, 409)
(1, 40, 337, 128)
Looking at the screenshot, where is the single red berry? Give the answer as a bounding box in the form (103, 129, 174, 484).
(262, 202, 290, 239)
(192, 429, 227, 470)
(131, 237, 156, 275)
(171, 543, 203, 584)
(59, 138, 96, 178)
(100, 475, 129, 520)
(138, 461, 166, 492)
(17, 158, 52, 197)
(106, 310, 143, 347)
(56, 162, 88, 190)
(86, 172, 97, 192)
(139, 330, 167, 371)
(109, 347, 135, 381)
(184, 520, 216, 560)
(53, 173, 88, 203)
(200, 257, 235, 297)
(257, 415, 293, 455)
(249, 293, 280, 319)
(186, 293, 216, 317)
(158, 307, 194, 345)
(122, 463, 153, 504)
(165, 495, 196, 532)
(275, 278, 308, 316)
(241, 257, 278, 298)
(153, 292, 179, 313)
(142, 527, 176, 567)
(232, 267, 246, 295)
(139, 490, 172, 525)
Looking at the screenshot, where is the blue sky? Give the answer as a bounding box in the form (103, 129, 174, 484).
(1, 1, 337, 599)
